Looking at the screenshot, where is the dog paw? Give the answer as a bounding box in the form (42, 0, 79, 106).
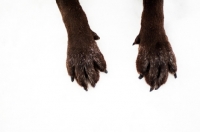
(134, 34, 177, 91)
(66, 42, 107, 91)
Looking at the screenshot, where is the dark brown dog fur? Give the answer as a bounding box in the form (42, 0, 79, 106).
(56, 0, 177, 91)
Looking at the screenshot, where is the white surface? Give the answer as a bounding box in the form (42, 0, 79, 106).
(0, 0, 200, 132)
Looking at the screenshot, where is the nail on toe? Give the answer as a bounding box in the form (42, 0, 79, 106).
(71, 77, 74, 82)
(139, 74, 143, 79)
(174, 73, 177, 78)
(150, 87, 154, 92)
(84, 87, 88, 91)
(105, 70, 108, 74)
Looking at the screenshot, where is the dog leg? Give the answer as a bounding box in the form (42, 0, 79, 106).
(134, 0, 177, 91)
(56, 0, 107, 90)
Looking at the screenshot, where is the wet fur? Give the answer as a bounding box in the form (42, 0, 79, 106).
(56, 0, 177, 91)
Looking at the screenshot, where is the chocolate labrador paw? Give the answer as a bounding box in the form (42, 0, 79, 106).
(134, 34, 177, 91)
(66, 42, 106, 91)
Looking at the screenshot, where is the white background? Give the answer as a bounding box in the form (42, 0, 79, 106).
(0, 0, 200, 132)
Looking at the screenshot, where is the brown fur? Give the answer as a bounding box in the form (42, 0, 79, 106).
(134, 0, 177, 91)
(56, 0, 107, 91)
(56, 0, 177, 91)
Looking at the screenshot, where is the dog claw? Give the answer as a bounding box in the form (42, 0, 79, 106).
(105, 70, 108, 74)
(71, 77, 74, 82)
(155, 86, 160, 90)
(139, 74, 144, 79)
(174, 73, 177, 78)
(150, 87, 154, 92)
(133, 42, 138, 45)
(84, 87, 88, 91)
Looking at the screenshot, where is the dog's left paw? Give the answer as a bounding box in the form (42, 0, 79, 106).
(134, 34, 177, 91)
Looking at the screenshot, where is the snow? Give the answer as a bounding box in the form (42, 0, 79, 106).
(0, 0, 200, 132)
